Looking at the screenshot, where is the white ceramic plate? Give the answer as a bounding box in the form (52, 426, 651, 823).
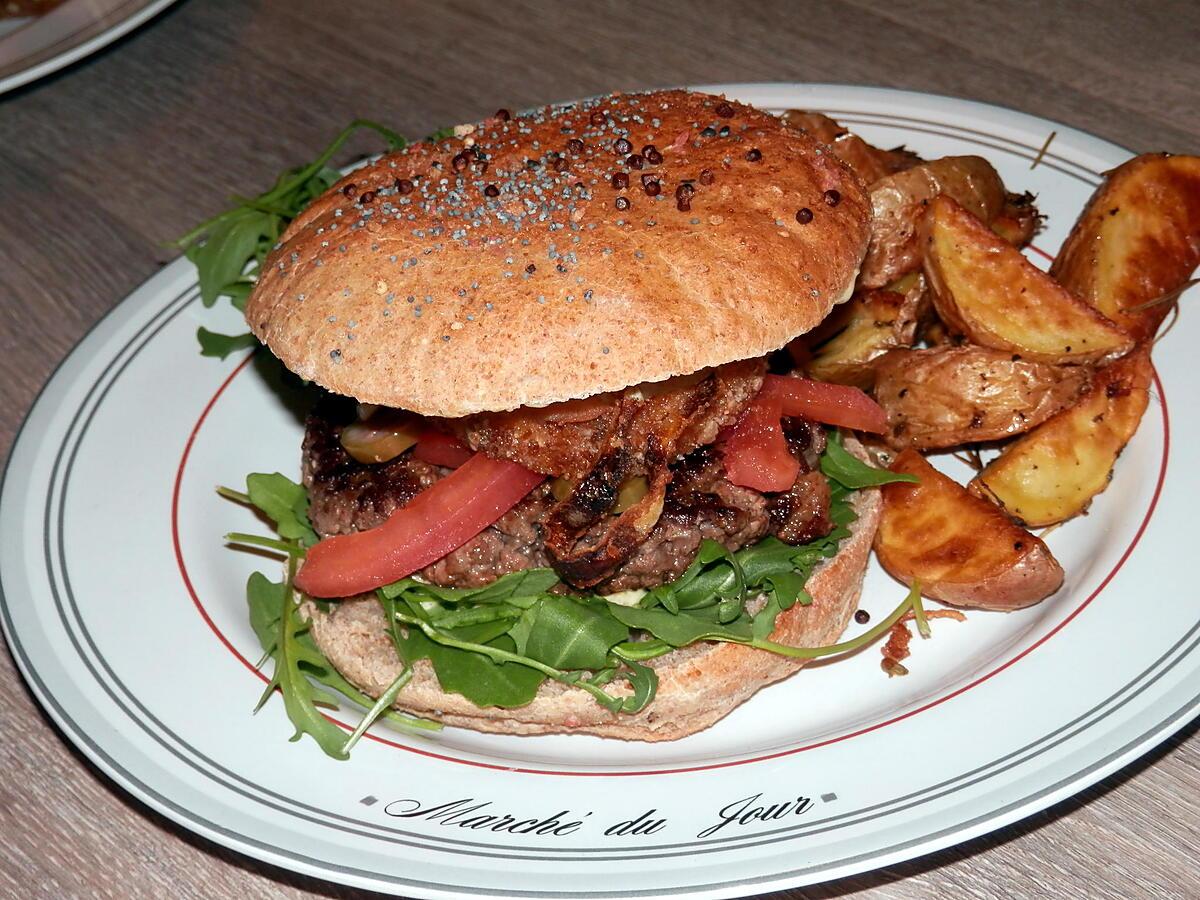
(0, 0, 176, 95)
(2, 84, 1196, 898)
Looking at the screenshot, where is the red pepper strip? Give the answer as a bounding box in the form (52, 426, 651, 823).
(721, 375, 888, 491)
(720, 378, 800, 492)
(412, 430, 474, 468)
(295, 454, 544, 598)
(767, 374, 888, 434)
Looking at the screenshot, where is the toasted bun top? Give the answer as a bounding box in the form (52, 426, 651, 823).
(246, 90, 871, 417)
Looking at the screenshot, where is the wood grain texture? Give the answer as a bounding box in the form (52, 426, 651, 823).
(0, 0, 1197, 897)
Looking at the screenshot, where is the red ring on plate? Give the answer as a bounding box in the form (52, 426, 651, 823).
(172, 288, 1170, 777)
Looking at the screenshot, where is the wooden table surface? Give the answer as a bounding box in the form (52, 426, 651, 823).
(2, 1, 1198, 897)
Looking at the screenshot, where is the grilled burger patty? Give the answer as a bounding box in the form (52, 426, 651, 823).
(303, 395, 832, 591)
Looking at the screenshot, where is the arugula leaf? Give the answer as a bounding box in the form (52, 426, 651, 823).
(429, 631, 549, 708)
(611, 639, 673, 662)
(751, 572, 810, 640)
(627, 482, 857, 646)
(428, 603, 524, 630)
(640, 540, 745, 616)
(251, 560, 354, 759)
(246, 572, 439, 758)
(225, 532, 304, 557)
(521, 596, 628, 670)
(179, 119, 407, 351)
(507, 603, 538, 655)
(220, 280, 256, 311)
(821, 432, 919, 490)
(753, 582, 923, 660)
(383, 596, 546, 708)
(614, 657, 658, 712)
(380, 567, 559, 606)
(342, 667, 414, 753)
(245, 473, 318, 546)
(246, 571, 281, 654)
(386, 597, 643, 713)
(188, 208, 274, 307)
(910, 579, 931, 638)
(734, 536, 802, 586)
(197, 327, 258, 359)
(465, 568, 561, 604)
(609, 603, 754, 646)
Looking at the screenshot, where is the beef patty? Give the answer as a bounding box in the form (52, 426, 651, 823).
(303, 396, 832, 592)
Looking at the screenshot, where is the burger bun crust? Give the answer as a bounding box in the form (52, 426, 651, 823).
(246, 90, 870, 417)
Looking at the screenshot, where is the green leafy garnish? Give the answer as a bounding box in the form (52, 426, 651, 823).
(754, 582, 923, 660)
(390, 599, 642, 713)
(364, 486, 859, 720)
(821, 431, 919, 490)
(380, 578, 648, 713)
(197, 327, 259, 359)
(244, 472, 319, 546)
(178, 119, 406, 351)
(378, 567, 558, 606)
(385, 601, 551, 709)
(909, 580, 931, 638)
(245, 570, 438, 760)
(521, 595, 630, 670)
(341, 667, 414, 754)
(248, 562, 355, 759)
(188, 207, 274, 308)
(225, 532, 305, 557)
(425, 125, 457, 142)
(609, 601, 753, 646)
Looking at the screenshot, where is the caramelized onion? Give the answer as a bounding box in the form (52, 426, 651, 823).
(340, 417, 421, 464)
(613, 475, 649, 513)
(550, 476, 577, 502)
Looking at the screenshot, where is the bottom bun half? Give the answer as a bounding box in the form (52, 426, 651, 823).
(304, 482, 882, 742)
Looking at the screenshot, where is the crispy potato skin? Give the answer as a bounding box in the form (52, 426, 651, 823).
(1051, 153, 1200, 341)
(804, 280, 924, 388)
(779, 110, 918, 185)
(860, 156, 1006, 288)
(969, 348, 1153, 527)
(875, 450, 1063, 610)
(923, 196, 1134, 364)
(874, 346, 1090, 450)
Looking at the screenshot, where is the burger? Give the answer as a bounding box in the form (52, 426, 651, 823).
(244, 89, 890, 741)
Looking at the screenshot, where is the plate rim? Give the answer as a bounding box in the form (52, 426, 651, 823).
(0, 0, 178, 96)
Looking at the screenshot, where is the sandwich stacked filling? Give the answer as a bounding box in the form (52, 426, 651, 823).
(303, 359, 834, 595)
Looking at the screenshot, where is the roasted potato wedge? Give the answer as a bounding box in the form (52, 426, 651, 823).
(923, 196, 1134, 364)
(874, 346, 1090, 450)
(805, 278, 925, 388)
(1051, 153, 1200, 340)
(875, 450, 1063, 610)
(969, 347, 1153, 526)
(860, 155, 1006, 288)
(991, 191, 1041, 247)
(780, 110, 919, 184)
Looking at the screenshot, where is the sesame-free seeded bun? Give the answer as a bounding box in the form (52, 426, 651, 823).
(246, 90, 871, 417)
(305, 469, 880, 741)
